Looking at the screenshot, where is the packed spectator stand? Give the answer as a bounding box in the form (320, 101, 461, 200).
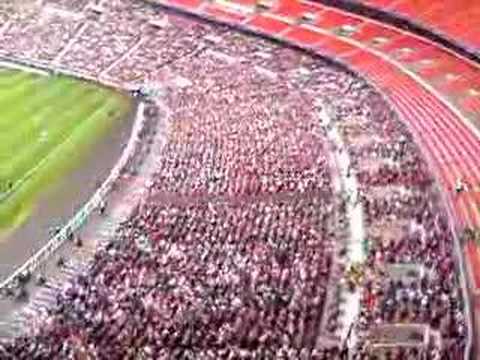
(0, 0, 470, 358)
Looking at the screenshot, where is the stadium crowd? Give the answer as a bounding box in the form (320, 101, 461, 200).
(0, 0, 468, 359)
(329, 80, 467, 358)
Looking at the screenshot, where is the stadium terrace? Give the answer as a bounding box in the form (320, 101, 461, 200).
(0, 0, 477, 359)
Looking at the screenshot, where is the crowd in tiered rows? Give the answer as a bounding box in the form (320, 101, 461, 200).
(0, 10, 80, 62)
(0, 0, 468, 359)
(327, 77, 467, 359)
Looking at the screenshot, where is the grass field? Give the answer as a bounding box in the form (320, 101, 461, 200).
(0, 68, 132, 231)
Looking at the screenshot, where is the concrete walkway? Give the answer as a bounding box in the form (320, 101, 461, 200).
(317, 100, 366, 349)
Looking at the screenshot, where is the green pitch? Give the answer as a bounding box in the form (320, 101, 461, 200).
(0, 69, 132, 231)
